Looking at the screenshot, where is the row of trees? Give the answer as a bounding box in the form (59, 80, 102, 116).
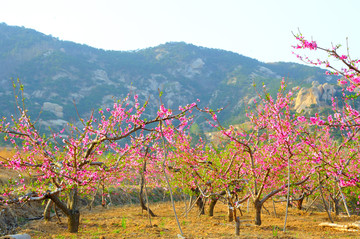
(0, 33, 360, 236)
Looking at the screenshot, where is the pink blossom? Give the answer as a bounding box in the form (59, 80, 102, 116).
(339, 79, 348, 85)
(339, 55, 348, 60)
(212, 114, 217, 121)
(297, 116, 307, 122)
(327, 115, 333, 124)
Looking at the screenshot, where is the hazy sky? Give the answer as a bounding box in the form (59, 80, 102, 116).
(0, 0, 359, 64)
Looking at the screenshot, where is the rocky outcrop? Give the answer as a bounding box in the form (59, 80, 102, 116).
(39, 119, 68, 128)
(294, 81, 336, 113)
(42, 102, 64, 118)
(93, 69, 113, 85)
(168, 58, 205, 79)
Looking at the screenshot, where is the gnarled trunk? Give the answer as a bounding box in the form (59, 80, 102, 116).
(47, 187, 81, 233)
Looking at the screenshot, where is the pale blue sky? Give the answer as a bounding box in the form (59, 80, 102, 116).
(0, 0, 359, 64)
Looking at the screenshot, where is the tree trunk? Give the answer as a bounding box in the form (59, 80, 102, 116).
(67, 187, 80, 233)
(254, 199, 262, 226)
(297, 197, 304, 210)
(228, 207, 234, 222)
(44, 199, 53, 221)
(191, 188, 205, 215)
(55, 204, 62, 222)
(235, 216, 240, 236)
(88, 190, 97, 211)
(332, 197, 340, 216)
(247, 197, 250, 213)
(67, 210, 80, 233)
(47, 188, 81, 233)
(139, 175, 156, 217)
(272, 198, 277, 217)
(337, 180, 351, 217)
(318, 172, 334, 223)
(196, 196, 205, 215)
(208, 198, 218, 216)
(101, 182, 106, 208)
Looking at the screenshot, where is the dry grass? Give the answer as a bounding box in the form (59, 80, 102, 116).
(16, 199, 360, 239)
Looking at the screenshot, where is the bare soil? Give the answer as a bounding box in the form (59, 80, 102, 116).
(2, 149, 360, 238)
(15, 199, 360, 239)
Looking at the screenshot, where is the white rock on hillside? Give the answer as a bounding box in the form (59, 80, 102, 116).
(182, 58, 205, 78)
(42, 102, 64, 118)
(191, 58, 205, 69)
(93, 69, 113, 85)
(39, 119, 68, 128)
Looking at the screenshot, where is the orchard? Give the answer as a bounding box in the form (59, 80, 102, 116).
(1, 33, 360, 237)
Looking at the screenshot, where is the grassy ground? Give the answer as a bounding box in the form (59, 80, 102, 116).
(16, 199, 360, 239)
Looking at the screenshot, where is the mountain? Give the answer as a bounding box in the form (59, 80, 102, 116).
(0, 23, 341, 134)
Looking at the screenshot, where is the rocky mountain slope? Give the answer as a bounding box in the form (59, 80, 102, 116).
(294, 81, 337, 113)
(0, 23, 341, 133)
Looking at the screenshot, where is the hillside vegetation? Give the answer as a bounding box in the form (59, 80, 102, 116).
(0, 23, 341, 135)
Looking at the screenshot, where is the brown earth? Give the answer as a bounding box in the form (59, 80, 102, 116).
(14, 199, 360, 239)
(2, 149, 360, 238)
